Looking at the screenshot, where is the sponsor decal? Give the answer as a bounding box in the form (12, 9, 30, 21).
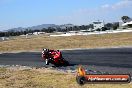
(76, 66, 131, 85)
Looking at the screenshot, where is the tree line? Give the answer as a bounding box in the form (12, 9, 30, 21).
(1, 15, 131, 37)
(0, 22, 120, 37)
(0, 24, 94, 37)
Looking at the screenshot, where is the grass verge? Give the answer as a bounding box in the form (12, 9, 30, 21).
(0, 67, 132, 88)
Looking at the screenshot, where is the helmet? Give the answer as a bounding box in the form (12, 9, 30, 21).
(43, 48, 47, 51)
(43, 48, 49, 52)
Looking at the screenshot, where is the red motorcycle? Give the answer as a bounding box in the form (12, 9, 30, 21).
(41, 49, 69, 66)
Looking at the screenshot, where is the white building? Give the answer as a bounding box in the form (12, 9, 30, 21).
(33, 32, 45, 35)
(93, 21, 104, 30)
(121, 18, 132, 28)
(122, 21, 132, 27)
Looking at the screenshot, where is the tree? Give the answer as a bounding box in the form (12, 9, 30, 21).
(0, 32, 5, 37)
(113, 22, 119, 30)
(44, 27, 56, 33)
(121, 16, 130, 23)
(101, 27, 108, 31)
(105, 23, 113, 30)
(89, 24, 94, 29)
(96, 28, 101, 31)
(41, 28, 47, 32)
(73, 26, 78, 31)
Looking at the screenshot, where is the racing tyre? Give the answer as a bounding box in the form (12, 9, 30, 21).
(62, 59, 69, 66)
(65, 60, 69, 66)
(76, 76, 86, 85)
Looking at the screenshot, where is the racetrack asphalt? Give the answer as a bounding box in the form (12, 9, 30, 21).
(0, 47, 132, 75)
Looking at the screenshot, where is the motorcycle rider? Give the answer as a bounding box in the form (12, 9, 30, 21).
(42, 48, 49, 59)
(42, 48, 62, 65)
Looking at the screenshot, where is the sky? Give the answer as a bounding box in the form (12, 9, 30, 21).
(0, 0, 132, 30)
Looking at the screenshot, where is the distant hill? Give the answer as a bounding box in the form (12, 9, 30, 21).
(27, 24, 57, 30)
(5, 24, 74, 32)
(6, 27, 25, 32)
